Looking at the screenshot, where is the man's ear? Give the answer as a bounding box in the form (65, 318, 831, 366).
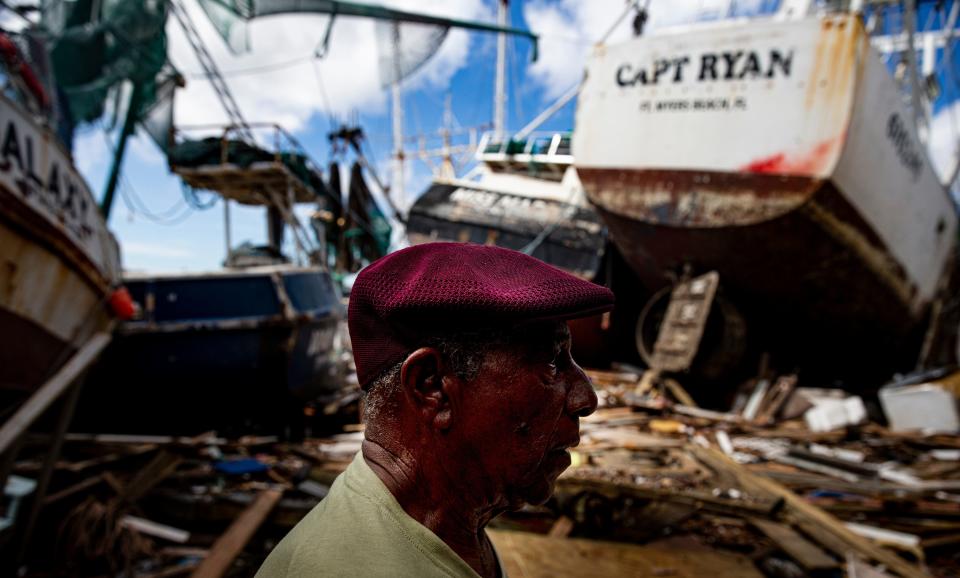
(400, 347, 453, 431)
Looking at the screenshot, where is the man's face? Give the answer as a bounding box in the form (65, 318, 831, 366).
(455, 321, 598, 508)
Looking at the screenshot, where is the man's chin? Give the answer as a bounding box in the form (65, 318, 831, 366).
(515, 460, 569, 507)
(514, 480, 556, 508)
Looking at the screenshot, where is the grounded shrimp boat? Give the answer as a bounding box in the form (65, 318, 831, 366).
(0, 32, 123, 400)
(574, 0, 960, 381)
(407, 131, 607, 280)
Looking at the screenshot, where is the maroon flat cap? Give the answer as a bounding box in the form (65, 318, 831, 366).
(348, 242, 615, 388)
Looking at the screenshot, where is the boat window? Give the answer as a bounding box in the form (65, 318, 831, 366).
(812, 0, 856, 14)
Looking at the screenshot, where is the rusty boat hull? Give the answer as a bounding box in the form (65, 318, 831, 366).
(587, 170, 925, 376)
(0, 92, 120, 397)
(574, 13, 959, 378)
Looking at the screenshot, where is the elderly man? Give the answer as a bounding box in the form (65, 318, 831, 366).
(257, 242, 615, 578)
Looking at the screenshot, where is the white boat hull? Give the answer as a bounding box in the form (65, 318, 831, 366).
(573, 13, 959, 375)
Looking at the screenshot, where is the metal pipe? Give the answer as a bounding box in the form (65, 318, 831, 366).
(224, 199, 232, 264)
(514, 83, 580, 140)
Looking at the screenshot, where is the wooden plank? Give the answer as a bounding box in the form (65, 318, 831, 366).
(488, 530, 764, 578)
(673, 405, 742, 423)
(663, 377, 698, 408)
(0, 331, 111, 455)
(122, 515, 191, 543)
(547, 516, 574, 538)
(42, 474, 104, 506)
(690, 446, 926, 578)
(120, 450, 182, 503)
(749, 518, 838, 571)
(16, 378, 85, 567)
(754, 375, 797, 425)
(558, 478, 777, 518)
(190, 488, 283, 578)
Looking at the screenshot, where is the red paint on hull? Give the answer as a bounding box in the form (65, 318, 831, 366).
(741, 138, 841, 175)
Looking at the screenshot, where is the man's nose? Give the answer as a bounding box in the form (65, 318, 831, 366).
(566, 363, 598, 418)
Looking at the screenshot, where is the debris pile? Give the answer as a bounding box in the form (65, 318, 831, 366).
(543, 368, 960, 578)
(6, 430, 364, 577)
(4, 367, 959, 577)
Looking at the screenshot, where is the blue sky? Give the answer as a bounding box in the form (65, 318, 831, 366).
(71, 0, 960, 272)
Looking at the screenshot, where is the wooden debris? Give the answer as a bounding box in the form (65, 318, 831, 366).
(754, 375, 797, 425)
(547, 516, 574, 538)
(190, 488, 283, 578)
(663, 377, 698, 408)
(748, 518, 838, 572)
(690, 446, 925, 578)
(0, 332, 112, 456)
(122, 515, 191, 544)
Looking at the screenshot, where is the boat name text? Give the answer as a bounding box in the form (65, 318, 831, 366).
(886, 113, 922, 181)
(616, 50, 793, 87)
(0, 115, 94, 239)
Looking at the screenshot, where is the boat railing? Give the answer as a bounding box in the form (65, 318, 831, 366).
(476, 130, 573, 180)
(167, 121, 331, 207)
(171, 122, 318, 170)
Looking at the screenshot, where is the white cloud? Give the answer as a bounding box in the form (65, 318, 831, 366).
(928, 102, 960, 191)
(168, 0, 490, 134)
(73, 129, 110, 178)
(522, 0, 776, 99)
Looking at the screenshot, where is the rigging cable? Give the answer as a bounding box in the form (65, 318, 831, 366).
(181, 182, 220, 210)
(310, 58, 336, 133)
(100, 126, 197, 225)
(598, 0, 643, 46)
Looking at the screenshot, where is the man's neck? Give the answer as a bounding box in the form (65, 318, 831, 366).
(361, 439, 503, 578)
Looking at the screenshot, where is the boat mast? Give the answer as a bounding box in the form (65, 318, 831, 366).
(101, 82, 143, 220)
(391, 22, 405, 205)
(494, 0, 508, 139)
(391, 82, 404, 202)
(440, 93, 455, 179)
(903, 0, 927, 139)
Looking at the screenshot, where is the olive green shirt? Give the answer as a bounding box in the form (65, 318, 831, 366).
(256, 452, 504, 578)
